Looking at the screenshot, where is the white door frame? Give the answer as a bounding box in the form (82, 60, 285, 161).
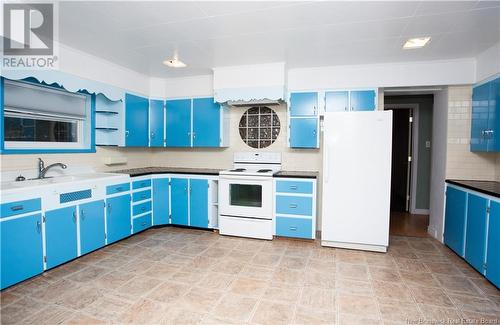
(384, 103, 428, 215)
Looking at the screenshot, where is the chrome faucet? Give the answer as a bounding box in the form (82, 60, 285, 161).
(38, 158, 67, 179)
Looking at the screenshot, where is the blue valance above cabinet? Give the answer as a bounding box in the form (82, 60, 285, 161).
(471, 77, 500, 152)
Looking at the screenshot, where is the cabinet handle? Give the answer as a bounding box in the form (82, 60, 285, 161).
(116, 187, 123, 192)
(125, 130, 130, 137)
(290, 185, 298, 190)
(289, 226, 297, 231)
(141, 222, 146, 226)
(289, 204, 298, 208)
(313, 129, 317, 136)
(81, 210, 85, 220)
(36, 221, 41, 233)
(10, 205, 23, 211)
(151, 132, 155, 138)
(107, 203, 112, 214)
(72, 211, 77, 223)
(189, 186, 192, 194)
(141, 194, 147, 199)
(344, 106, 347, 111)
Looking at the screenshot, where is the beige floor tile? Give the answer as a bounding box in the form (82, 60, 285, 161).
(284, 247, 312, 258)
(187, 256, 219, 269)
(212, 293, 258, 322)
(0, 291, 21, 306)
(250, 300, 295, 325)
(279, 256, 308, 270)
(448, 293, 500, 315)
(170, 270, 204, 284)
(0, 297, 46, 324)
(304, 269, 335, 288)
(198, 271, 236, 290)
(300, 287, 335, 310)
(461, 310, 500, 323)
(338, 293, 379, 316)
(306, 259, 336, 273)
(229, 276, 269, 297)
(409, 286, 454, 308)
(30, 279, 80, 302)
(424, 262, 463, 276)
(179, 244, 209, 256)
(434, 274, 482, 295)
(142, 262, 178, 279)
(338, 313, 382, 325)
(417, 304, 463, 322)
(309, 247, 336, 260)
(372, 280, 413, 302)
(163, 253, 194, 265)
(160, 307, 206, 324)
(399, 270, 439, 287)
(394, 258, 429, 272)
(210, 260, 246, 275)
(55, 286, 104, 310)
(118, 258, 155, 274)
(115, 276, 162, 297)
(240, 265, 275, 281)
(201, 315, 242, 324)
(117, 298, 166, 324)
(63, 313, 108, 325)
(272, 268, 306, 286)
(6, 276, 52, 295)
(335, 279, 373, 296)
(293, 306, 336, 325)
(92, 270, 133, 290)
(202, 247, 231, 259)
(365, 255, 397, 268)
(66, 266, 109, 283)
(409, 241, 440, 253)
(378, 300, 422, 323)
(146, 280, 190, 303)
(368, 266, 402, 282)
(468, 277, 500, 296)
(227, 249, 256, 262)
(263, 283, 301, 304)
(83, 292, 132, 321)
(179, 287, 224, 313)
(251, 253, 282, 268)
(336, 250, 367, 264)
(336, 263, 369, 281)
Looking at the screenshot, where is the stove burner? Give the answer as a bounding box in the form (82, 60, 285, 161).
(230, 168, 246, 172)
(258, 169, 272, 173)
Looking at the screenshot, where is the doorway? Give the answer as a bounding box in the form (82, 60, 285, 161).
(385, 96, 433, 238)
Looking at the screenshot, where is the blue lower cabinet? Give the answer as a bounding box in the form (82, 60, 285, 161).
(45, 206, 78, 269)
(1, 213, 43, 289)
(276, 195, 313, 216)
(153, 178, 170, 225)
(133, 214, 152, 234)
(443, 186, 467, 256)
(464, 194, 488, 273)
(171, 178, 189, 226)
(276, 216, 313, 239)
(106, 194, 131, 244)
(350, 90, 376, 111)
(487, 200, 500, 288)
(80, 200, 106, 255)
(190, 179, 208, 228)
(289, 118, 318, 148)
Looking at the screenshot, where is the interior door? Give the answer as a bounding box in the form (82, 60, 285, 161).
(166, 99, 191, 147)
(388, 109, 412, 212)
(193, 98, 220, 147)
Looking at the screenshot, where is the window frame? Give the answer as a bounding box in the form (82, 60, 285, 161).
(0, 77, 96, 154)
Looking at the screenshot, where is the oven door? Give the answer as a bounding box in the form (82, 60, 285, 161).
(219, 175, 273, 219)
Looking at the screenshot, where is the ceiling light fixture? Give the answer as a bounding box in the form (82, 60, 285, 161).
(163, 58, 187, 68)
(403, 37, 431, 49)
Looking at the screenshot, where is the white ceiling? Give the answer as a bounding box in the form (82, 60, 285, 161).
(57, 1, 500, 78)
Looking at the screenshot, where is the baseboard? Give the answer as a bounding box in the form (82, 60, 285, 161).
(321, 240, 387, 253)
(427, 225, 443, 242)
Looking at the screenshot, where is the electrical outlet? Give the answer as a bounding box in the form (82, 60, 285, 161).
(426, 141, 431, 148)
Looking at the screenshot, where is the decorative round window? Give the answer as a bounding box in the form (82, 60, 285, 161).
(239, 106, 280, 149)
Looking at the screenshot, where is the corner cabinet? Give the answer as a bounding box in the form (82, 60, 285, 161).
(471, 77, 500, 152)
(444, 183, 500, 288)
(125, 93, 149, 147)
(288, 92, 319, 149)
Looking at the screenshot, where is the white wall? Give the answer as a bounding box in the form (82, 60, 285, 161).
(164, 75, 213, 98)
(475, 43, 500, 84)
(428, 88, 448, 241)
(288, 59, 476, 91)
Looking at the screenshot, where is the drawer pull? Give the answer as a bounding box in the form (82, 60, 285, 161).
(10, 205, 24, 211)
(73, 211, 77, 223)
(116, 187, 123, 191)
(141, 194, 147, 199)
(289, 204, 298, 208)
(289, 226, 297, 231)
(36, 221, 41, 233)
(141, 222, 146, 226)
(289, 185, 298, 190)
(141, 206, 146, 211)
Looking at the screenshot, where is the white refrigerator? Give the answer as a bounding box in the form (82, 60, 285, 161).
(321, 111, 393, 252)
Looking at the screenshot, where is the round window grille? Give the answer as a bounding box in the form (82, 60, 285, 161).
(239, 106, 280, 149)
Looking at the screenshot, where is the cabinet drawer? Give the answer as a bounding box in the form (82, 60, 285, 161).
(132, 179, 151, 190)
(1, 198, 41, 219)
(133, 214, 152, 234)
(276, 195, 312, 216)
(133, 201, 152, 216)
(132, 189, 151, 202)
(276, 180, 313, 194)
(106, 183, 130, 195)
(276, 216, 313, 239)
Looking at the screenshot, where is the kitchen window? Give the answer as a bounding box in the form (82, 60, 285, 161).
(2, 79, 93, 152)
(239, 106, 280, 149)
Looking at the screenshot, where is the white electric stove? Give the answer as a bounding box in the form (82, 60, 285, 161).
(218, 152, 281, 240)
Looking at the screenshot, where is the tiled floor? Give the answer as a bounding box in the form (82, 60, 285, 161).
(1, 227, 499, 325)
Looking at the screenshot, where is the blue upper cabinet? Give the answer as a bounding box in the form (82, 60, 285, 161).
(149, 99, 165, 147)
(464, 194, 488, 273)
(443, 186, 467, 256)
(189, 179, 209, 228)
(153, 178, 170, 225)
(471, 77, 500, 152)
(125, 93, 149, 147)
(289, 118, 318, 148)
(290, 92, 318, 116)
(487, 200, 500, 288)
(350, 90, 376, 111)
(193, 98, 220, 147)
(166, 99, 191, 147)
(325, 91, 349, 112)
(1, 213, 43, 290)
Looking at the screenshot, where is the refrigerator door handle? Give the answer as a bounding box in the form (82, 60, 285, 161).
(324, 145, 330, 183)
